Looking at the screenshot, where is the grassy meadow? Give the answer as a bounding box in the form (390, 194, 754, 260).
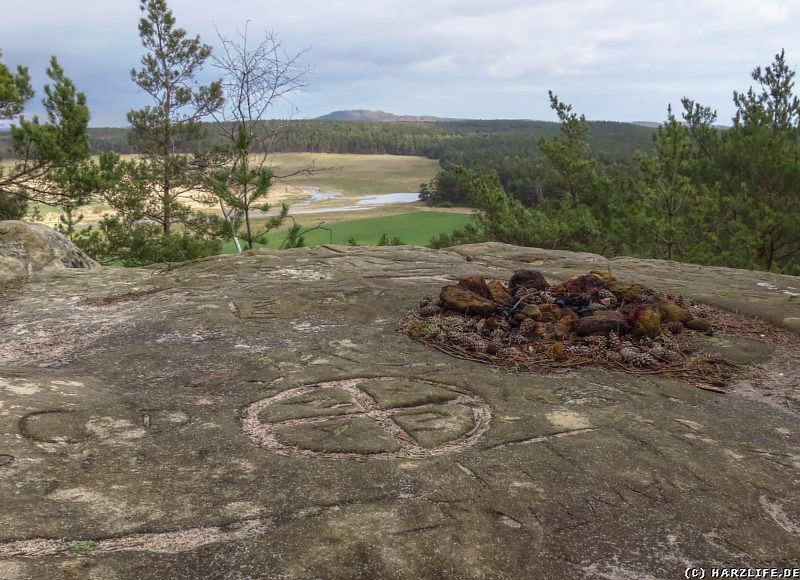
(222, 211, 473, 252)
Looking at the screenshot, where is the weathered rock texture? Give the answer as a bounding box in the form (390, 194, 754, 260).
(0, 240, 798, 579)
(0, 221, 97, 282)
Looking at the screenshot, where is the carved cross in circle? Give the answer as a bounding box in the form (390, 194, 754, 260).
(242, 377, 492, 460)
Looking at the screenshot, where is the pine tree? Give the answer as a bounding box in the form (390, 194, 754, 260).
(635, 106, 698, 261)
(682, 50, 800, 272)
(208, 122, 287, 250)
(0, 54, 92, 219)
(127, 0, 223, 234)
(728, 50, 800, 271)
(0, 51, 33, 119)
(538, 91, 598, 208)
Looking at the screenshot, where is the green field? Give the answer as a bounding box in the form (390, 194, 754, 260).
(221, 211, 473, 252)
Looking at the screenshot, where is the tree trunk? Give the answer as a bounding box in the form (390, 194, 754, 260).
(244, 207, 253, 250)
(766, 237, 775, 271)
(163, 192, 171, 235)
(219, 198, 242, 253)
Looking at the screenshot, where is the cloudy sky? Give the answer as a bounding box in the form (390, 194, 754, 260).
(2, 0, 798, 126)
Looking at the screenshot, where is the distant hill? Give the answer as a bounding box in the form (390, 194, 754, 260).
(633, 120, 730, 130)
(315, 110, 456, 123)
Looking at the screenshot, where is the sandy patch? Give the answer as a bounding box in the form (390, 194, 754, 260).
(546, 410, 591, 430)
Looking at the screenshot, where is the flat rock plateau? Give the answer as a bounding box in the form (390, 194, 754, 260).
(0, 221, 799, 579)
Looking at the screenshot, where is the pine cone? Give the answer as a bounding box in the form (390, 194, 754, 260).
(419, 294, 435, 308)
(518, 318, 539, 337)
(597, 289, 615, 300)
(566, 345, 592, 357)
(449, 321, 466, 334)
(656, 334, 678, 351)
(446, 331, 469, 346)
(621, 347, 656, 366)
(490, 329, 507, 343)
(418, 305, 440, 318)
(648, 344, 668, 359)
(465, 335, 487, 352)
(585, 335, 606, 347)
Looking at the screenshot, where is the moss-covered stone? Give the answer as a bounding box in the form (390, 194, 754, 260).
(439, 285, 496, 316)
(658, 298, 693, 324)
(608, 282, 649, 302)
(632, 306, 662, 338)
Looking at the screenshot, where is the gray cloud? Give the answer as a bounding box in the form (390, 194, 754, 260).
(2, 0, 798, 126)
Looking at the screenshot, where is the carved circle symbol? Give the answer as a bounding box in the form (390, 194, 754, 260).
(242, 377, 491, 460)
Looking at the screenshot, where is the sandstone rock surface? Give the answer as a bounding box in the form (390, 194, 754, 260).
(0, 239, 798, 579)
(0, 221, 97, 282)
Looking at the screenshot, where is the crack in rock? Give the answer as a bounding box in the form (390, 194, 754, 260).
(0, 518, 275, 558)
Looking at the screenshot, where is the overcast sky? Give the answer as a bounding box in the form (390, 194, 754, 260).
(2, 0, 798, 126)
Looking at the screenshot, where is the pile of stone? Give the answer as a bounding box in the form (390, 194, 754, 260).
(401, 269, 728, 377)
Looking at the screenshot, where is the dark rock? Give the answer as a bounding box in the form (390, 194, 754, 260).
(553, 294, 589, 309)
(509, 270, 548, 293)
(458, 276, 491, 299)
(439, 285, 496, 316)
(573, 317, 629, 337)
(592, 310, 628, 324)
(496, 306, 513, 317)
